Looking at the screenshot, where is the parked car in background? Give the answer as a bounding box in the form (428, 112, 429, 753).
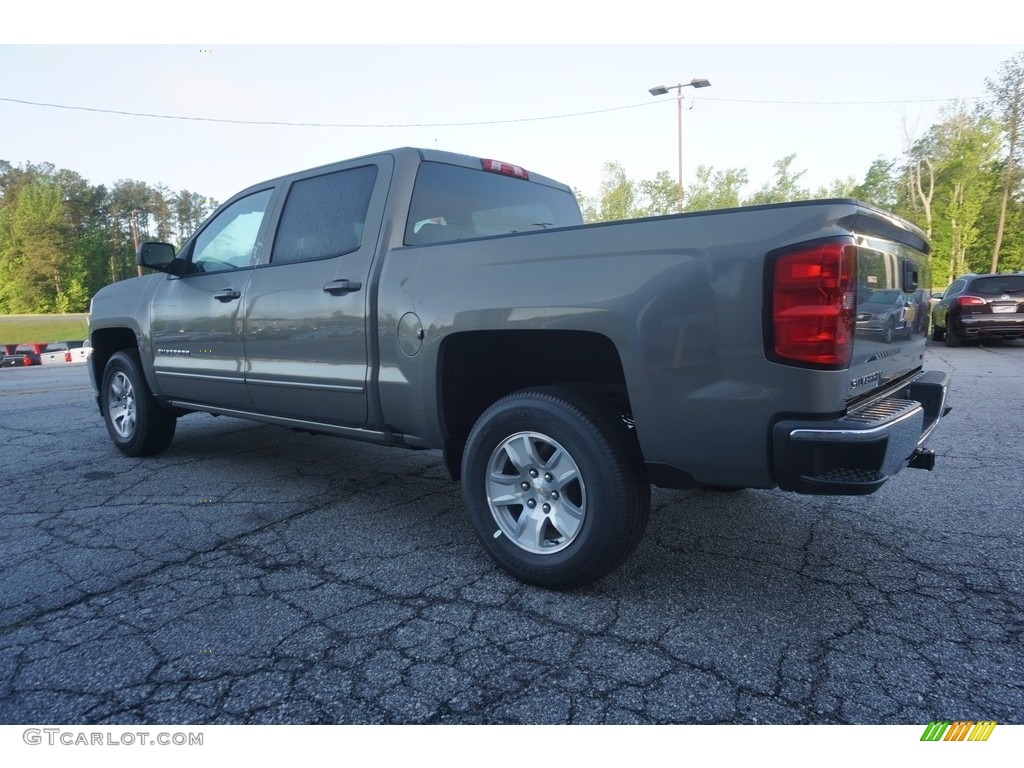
(41, 340, 92, 363)
(2, 344, 42, 368)
(855, 289, 913, 342)
(931, 273, 1024, 346)
(64, 343, 93, 363)
(40, 342, 71, 365)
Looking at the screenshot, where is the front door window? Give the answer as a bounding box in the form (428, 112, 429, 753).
(191, 189, 273, 272)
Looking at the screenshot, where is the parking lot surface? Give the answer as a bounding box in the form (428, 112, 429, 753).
(0, 343, 1021, 724)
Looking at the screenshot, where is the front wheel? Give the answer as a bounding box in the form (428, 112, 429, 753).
(882, 319, 894, 344)
(461, 387, 649, 590)
(101, 350, 177, 456)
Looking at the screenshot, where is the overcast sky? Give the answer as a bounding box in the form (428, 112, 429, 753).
(2, 5, 1020, 205)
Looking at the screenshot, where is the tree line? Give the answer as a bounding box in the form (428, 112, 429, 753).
(0, 162, 218, 313)
(2, 52, 1021, 312)
(577, 51, 1024, 287)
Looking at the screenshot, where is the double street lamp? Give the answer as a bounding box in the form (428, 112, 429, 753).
(648, 78, 711, 211)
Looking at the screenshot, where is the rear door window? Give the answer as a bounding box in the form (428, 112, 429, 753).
(271, 165, 378, 264)
(945, 279, 967, 298)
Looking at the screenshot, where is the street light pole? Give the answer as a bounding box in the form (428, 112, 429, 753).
(649, 78, 711, 212)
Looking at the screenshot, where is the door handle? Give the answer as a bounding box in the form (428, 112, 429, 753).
(323, 279, 362, 296)
(214, 289, 241, 302)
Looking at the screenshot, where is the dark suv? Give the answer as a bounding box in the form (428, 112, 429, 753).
(931, 273, 1024, 346)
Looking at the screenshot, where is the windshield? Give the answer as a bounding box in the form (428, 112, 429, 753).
(867, 290, 901, 304)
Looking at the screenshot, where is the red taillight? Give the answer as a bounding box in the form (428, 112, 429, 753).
(481, 159, 529, 180)
(771, 242, 856, 367)
(956, 295, 985, 307)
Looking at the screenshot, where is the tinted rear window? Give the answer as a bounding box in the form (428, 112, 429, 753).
(404, 162, 581, 245)
(970, 276, 1024, 295)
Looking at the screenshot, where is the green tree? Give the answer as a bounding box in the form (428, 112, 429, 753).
(0, 178, 71, 312)
(638, 171, 680, 216)
(109, 179, 159, 277)
(743, 155, 811, 205)
(814, 177, 858, 199)
(175, 189, 216, 244)
(0, 160, 221, 311)
(594, 161, 639, 222)
(152, 183, 175, 243)
(923, 106, 999, 282)
(986, 51, 1024, 272)
(851, 158, 899, 209)
(684, 165, 748, 212)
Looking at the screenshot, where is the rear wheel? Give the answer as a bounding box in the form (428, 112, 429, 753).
(461, 387, 649, 590)
(102, 350, 177, 456)
(945, 324, 963, 347)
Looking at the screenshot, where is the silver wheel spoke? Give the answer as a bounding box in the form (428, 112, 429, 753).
(487, 472, 525, 506)
(490, 491, 523, 506)
(108, 372, 137, 438)
(502, 434, 541, 474)
(548, 501, 583, 540)
(513, 508, 549, 550)
(546, 450, 580, 490)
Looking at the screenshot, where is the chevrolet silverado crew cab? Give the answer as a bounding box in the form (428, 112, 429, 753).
(87, 148, 950, 589)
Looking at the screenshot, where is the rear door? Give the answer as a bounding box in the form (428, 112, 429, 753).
(242, 156, 392, 426)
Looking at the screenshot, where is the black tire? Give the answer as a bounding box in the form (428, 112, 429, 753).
(101, 350, 177, 456)
(882, 319, 894, 344)
(461, 387, 649, 590)
(931, 323, 944, 342)
(945, 324, 963, 348)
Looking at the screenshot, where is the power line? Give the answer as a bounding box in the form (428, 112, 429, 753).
(0, 93, 988, 129)
(0, 96, 656, 127)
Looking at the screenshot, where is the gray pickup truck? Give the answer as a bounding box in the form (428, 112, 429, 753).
(88, 147, 949, 589)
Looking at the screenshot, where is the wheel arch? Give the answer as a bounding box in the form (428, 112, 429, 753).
(437, 329, 632, 480)
(89, 327, 141, 407)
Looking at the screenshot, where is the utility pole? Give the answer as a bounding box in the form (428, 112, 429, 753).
(129, 209, 143, 277)
(648, 78, 712, 211)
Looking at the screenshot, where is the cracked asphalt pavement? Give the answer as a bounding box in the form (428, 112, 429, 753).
(0, 341, 1021, 724)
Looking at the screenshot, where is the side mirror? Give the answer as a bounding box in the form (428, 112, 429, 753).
(137, 242, 181, 274)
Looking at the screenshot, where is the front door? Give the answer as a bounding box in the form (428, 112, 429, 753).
(150, 188, 274, 408)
